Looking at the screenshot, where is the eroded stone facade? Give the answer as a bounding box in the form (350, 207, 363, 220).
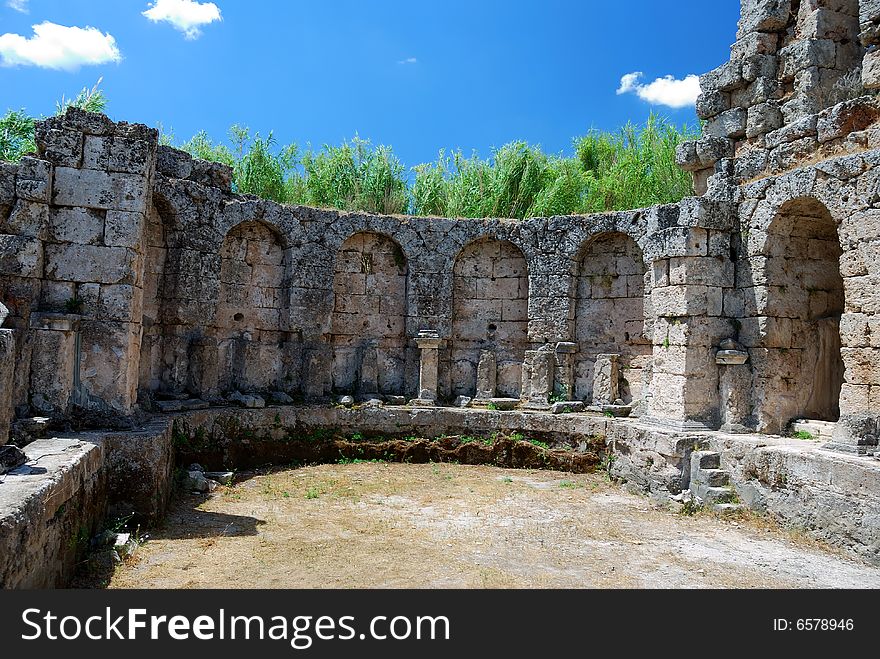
(2, 0, 880, 587)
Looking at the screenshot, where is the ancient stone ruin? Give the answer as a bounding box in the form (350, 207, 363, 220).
(2, 0, 880, 587)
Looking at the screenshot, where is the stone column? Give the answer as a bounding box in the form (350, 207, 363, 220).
(475, 350, 496, 401)
(554, 342, 577, 401)
(521, 344, 554, 409)
(357, 342, 379, 397)
(644, 199, 735, 429)
(592, 354, 620, 405)
(412, 330, 444, 406)
(716, 339, 750, 432)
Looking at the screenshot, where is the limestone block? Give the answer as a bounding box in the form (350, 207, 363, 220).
(780, 39, 837, 81)
(28, 327, 77, 414)
(841, 347, 880, 384)
(52, 167, 147, 212)
(60, 107, 115, 136)
(704, 108, 748, 139)
(765, 115, 818, 148)
(49, 207, 104, 245)
(0, 163, 17, 209)
(738, 316, 793, 348)
(695, 90, 731, 120)
(3, 200, 49, 239)
(16, 157, 53, 203)
(34, 125, 83, 168)
(865, 49, 880, 90)
(97, 284, 143, 322)
(737, 0, 791, 35)
(45, 244, 137, 285)
(156, 146, 194, 179)
(0, 235, 43, 278)
(78, 320, 142, 412)
(817, 97, 880, 143)
(109, 137, 154, 176)
(747, 102, 784, 138)
(799, 7, 859, 40)
(592, 354, 619, 405)
(699, 60, 744, 94)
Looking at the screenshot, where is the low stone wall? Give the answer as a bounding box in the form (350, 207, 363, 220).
(0, 438, 106, 588)
(2, 404, 878, 587)
(0, 421, 173, 588)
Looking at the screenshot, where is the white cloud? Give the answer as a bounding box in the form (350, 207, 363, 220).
(6, 0, 28, 13)
(143, 0, 222, 40)
(616, 71, 701, 109)
(0, 22, 121, 71)
(398, 57, 417, 65)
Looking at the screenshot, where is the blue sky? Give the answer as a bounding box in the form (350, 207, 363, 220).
(1, 0, 740, 167)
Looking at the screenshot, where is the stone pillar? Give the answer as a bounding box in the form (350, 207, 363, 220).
(521, 345, 554, 409)
(592, 354, 620, 405)
(303, 341, 332, 400)
(554, 342, 577, 401)
(357, 343, 379, 397)
(0, 325, 15, 445)
(412, 330, 444, 406)
(28, 312, 80, 415)
(475, 350, 496, 400)
(716, 339, 750, 433)
(644, 201, 735, 429)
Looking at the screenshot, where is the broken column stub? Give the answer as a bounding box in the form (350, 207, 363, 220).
(553, 341, 578, 402)
(521, 344, 555, 410)
(591, 354, 620, 406)
(716, 338, 751, 433)
(412, 330, 444, 407)
(474, 350, 497, 400)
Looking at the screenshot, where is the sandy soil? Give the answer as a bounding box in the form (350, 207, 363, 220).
(102, 463, 880, 589)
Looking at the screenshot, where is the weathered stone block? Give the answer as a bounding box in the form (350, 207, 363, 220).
(0, 235, 43, 278)
(705, 108, 748, 139)
(52, 167, 147, 212)
(34, 126, 83, 168)
(3, 200, 48, 239)
(104, 210, 145, 248)
(45, 244, 137, 285)
(49, 207, 104, 245)
(16, 157, 53, 203)
(747, 102, 784, 137)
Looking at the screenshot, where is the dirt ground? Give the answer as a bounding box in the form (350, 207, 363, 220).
(103, 462, 880, 589)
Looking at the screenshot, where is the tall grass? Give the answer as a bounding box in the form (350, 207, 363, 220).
(1, 79, 107, 162)
(1, 79, 697, 217)
(178, 113, 696, 217)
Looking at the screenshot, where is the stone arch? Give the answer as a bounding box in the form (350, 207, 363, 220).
(449, 237, 529, 399)
(330, 231, 408, 396)
(573, 232, 650, 405)
(211, 220, 291, 394)
(750, 197, 845, 432)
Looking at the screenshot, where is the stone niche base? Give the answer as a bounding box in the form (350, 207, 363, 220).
(3, 404, 879, 588)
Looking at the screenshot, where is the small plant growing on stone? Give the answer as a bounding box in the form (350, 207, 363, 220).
(603, 411, 615, 418)
(528, 439, 549, 450)
(559, 480, 578, 489)
(486, 402, 499, 411)
(305, 487, 320, 500)
(64, 297, 84, 314)
(510, 432, 525, 442)
(792, 430, 815, 440)
(501, 476, 513, 483)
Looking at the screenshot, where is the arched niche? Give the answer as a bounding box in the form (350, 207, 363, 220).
(749, 198, 844, 432)
(330, 232, 408, 396)
(574, 232, 650, 404)
(450, 238, 529, 399)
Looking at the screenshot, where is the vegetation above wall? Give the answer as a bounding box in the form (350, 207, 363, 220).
(2, 81, 698, 218)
